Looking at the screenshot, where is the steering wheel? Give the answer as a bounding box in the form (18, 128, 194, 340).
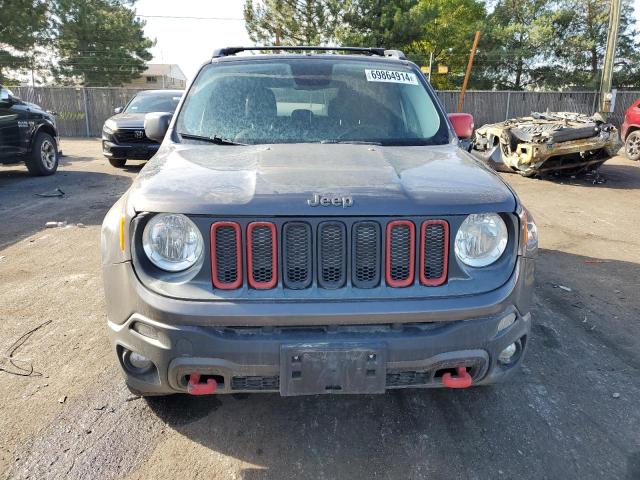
(337, 124, 388, 140)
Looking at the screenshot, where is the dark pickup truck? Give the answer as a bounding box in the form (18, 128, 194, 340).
(101, 47, 538, 398)
(0, 85, 61, 175)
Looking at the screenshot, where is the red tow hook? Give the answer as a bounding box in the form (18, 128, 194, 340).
(187, 373, 217, 395)
(442, 366, 473, 389)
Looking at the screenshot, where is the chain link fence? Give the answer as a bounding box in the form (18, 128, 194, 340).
(11, 86, 640, 138)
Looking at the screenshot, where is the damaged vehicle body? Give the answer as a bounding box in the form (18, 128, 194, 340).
(472, 112, 619, 177)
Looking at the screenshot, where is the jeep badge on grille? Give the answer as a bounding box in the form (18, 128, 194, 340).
(307, 194, 354, 208)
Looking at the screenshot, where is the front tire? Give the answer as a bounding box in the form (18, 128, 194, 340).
(25, 132, 59, 176)
(108, 158, 127, 168)
(625, 131, 640, 161)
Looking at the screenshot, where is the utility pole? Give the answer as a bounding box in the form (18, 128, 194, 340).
(428, 51, 433, 83)
(599, 0, 621, 114)
(457, 30, 480, 113)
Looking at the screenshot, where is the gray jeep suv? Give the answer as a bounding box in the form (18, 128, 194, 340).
(101, 47, 537, 397)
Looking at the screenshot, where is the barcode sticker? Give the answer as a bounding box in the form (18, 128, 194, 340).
(365, 69, 419, 85)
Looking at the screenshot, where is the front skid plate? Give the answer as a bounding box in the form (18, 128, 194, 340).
(280, 343, 386, 396)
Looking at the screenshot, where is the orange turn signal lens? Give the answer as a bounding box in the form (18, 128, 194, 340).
(119, 216, 125, 251)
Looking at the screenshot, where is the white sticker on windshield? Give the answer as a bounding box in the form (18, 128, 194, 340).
(365, 69, 419, 85)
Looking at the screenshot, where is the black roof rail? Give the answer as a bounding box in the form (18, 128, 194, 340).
(212, 46, 406, 59)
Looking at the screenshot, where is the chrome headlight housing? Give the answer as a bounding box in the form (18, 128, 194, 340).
(142, 213, 203, 272)
(454, 213, 508, 267)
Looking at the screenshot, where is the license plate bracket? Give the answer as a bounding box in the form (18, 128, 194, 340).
(280, 343, 386, 396)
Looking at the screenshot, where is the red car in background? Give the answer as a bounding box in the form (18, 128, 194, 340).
(621, 98, 640, 161)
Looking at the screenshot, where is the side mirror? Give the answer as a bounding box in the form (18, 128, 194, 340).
(448, 113, 474, 139)
(144, 112, 173, 143)
(0, 89, 11, 103)
(114, 107, 123, 114)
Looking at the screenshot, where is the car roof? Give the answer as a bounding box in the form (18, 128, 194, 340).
(210, 46, 410, 66)
(212, 54, 415, 71)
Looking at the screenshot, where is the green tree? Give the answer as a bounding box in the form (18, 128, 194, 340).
(336, 0, 420, 48)
(0, 0, 48, 84)
(477, 0, 556, 90)
(53, 0, 153, 86)
(402, 0, 487, 89)
(551, 0, 640, 89)
(244, 0, 340, 45)
(336, 0, 488, 89)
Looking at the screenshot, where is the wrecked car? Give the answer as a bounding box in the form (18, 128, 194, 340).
(101, 46, 537, 397)
(472, 112, 619, 176)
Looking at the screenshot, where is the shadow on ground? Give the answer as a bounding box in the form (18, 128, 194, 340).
(0, 158, 139, 249)
(137, 249, 640, 480)
(508, 160, 640, 190)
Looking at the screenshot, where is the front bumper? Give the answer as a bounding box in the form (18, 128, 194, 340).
(102, 139, 158, 160)
(104, 256, 535, 396)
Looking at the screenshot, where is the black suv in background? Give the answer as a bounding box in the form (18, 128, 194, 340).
(102, 89, 183, 167)
(0, 85, 61, 176)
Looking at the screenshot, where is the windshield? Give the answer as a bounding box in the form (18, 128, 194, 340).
(125, 92, 182, 114)
(176, 58, 449, 145)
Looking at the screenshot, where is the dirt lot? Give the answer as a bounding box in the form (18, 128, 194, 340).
(1, 138, 639, 480)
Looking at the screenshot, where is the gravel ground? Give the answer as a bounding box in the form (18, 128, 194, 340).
(1, 139, 639, 480)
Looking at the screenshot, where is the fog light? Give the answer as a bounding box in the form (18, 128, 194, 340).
(499, 343, 517, 364)
(123, 349, 153, 372)
(497, 313, 516, 332)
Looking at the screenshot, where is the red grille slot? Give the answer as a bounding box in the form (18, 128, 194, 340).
(247, 222, 277, 289)
(210, 221, 242, 289)
(385, 220, 415, 288)
(419, 220, 449, 286)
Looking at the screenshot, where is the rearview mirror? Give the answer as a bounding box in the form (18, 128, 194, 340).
(144, 112, 173, 143)
(114, 106, 123, 114)
(448, 113, 474, 139)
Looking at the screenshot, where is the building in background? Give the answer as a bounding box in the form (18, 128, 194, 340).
(124, 64, 186, 89)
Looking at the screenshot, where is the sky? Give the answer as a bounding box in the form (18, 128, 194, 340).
(135, 0, 251, 82)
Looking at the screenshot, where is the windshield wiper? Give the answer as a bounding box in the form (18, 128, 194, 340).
(320, 140, 382, 145)
(178, 133, 246, 146)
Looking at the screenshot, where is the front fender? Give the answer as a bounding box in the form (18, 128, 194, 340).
(101, 191, 136, 265)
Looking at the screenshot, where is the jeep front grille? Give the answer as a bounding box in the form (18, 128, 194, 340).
(247, 222, 277, 289)
(386, 221, 415, 287)
(352, 222, 381, 288)
(419, 220, 449, 286)
(210, 222, 242, 289)
(283, 222, 313, 289)
(318, 221, 347, 289)
(209, 218, 449, 291)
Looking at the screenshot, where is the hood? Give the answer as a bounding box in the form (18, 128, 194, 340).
(128, 143, 516, 216)
(107, 112, 146, 129)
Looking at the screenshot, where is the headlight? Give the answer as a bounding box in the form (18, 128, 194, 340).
(454, 213, 508, 267)
(142, 214, 203, 272)
(103, 119, 117, 135)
